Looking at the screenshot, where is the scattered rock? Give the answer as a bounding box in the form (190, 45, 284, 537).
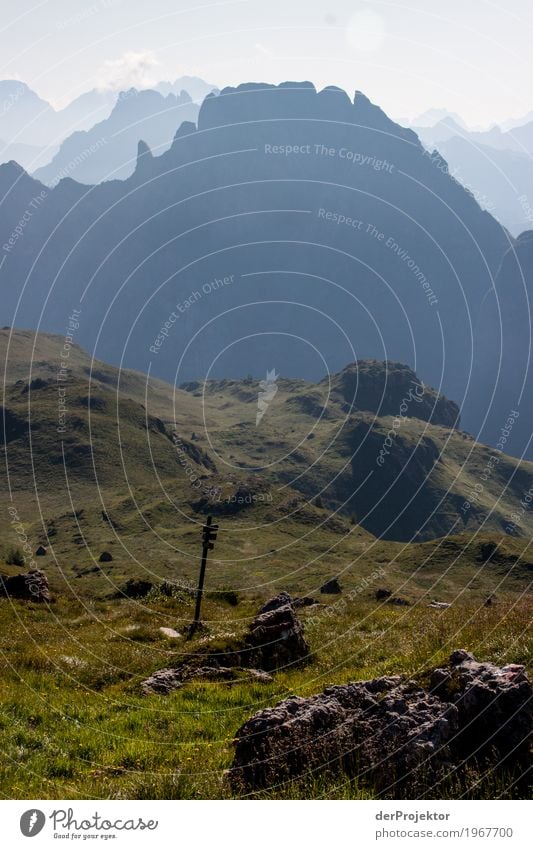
(35, 545, 47, 557)
(141, 663, 273, 695)
(141, 668, 183, 696)
(120, 578, 153, 598)
(386, 596, 410, 606)
(320, 578, 342, 594)
(159, 627, 181, 639)
(141, 593, 308, 695)
(186, 666, 273, 685)
(98, 551, 113, 563)
(293, 596, 319, 608)
(229, 676, 458, 796)
(375, 588, 392, 600)
(0, 569, 51, 602)
(240, 668, 274, 684)
(243, 596, 310, 671)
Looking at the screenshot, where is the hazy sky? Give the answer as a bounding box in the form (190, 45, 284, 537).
(1, 0, 532, 126)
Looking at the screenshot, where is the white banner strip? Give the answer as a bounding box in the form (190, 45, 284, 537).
(1, 799, 530, 848)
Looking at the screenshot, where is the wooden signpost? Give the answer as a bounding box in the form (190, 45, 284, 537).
(189, 515, 218, 635)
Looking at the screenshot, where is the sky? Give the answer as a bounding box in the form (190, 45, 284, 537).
(1, 0, 532, 126)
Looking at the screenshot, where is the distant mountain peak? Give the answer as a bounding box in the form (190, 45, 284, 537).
(136, 139, 153, 166)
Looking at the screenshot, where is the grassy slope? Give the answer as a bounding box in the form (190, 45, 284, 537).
(0, 594, 529, 799)
(0, 329, 531, 799)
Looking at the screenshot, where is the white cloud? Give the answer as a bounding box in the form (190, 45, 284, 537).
(97, 50, 160, 92)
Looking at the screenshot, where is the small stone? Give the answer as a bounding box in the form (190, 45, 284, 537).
(159, 627, 181, 639)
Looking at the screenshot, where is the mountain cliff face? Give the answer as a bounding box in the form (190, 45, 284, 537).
(472, 231, 533, 459)
(0, 82, 514, 451)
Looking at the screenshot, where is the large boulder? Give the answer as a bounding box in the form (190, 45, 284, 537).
(430, 650, 532, 766)
(229, 676, 457, 796)
(242, 596, 310, 671)
(0, 569, 50, 602)
(229, 650, 532, 796)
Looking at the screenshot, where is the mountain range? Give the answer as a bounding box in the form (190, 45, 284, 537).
(0, 77, 217, 174)
(413, 115, 533, 235)
(32, 89, 201, 185)
(0, 81, 531, 461)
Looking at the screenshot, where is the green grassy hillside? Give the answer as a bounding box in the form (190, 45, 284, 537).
(0, 329, 531, 800)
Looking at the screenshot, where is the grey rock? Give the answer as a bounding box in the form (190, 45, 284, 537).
(141, 668, 183, 696)
(229, 676, 457, 796)
(141, 664, 273, 695)
(243, 598, 310, 671)
(229, 651, 532, 796)
(430, 651, 532, 764)
(1, 569, 51, 602)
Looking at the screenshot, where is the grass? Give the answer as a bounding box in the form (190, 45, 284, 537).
(0, 592, 530, 799)
(0, 329, 531, 799)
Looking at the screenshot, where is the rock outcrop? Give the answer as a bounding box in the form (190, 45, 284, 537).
(229, 651, 532, 796)
(229, 676, 457, 796)
(430, 650, 532, 766)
